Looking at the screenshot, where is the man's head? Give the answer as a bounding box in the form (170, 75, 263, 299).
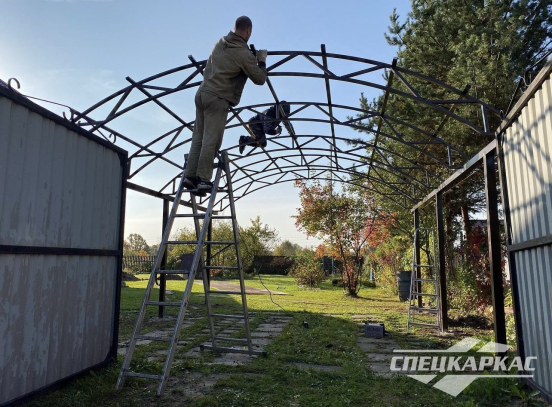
(234, 16, 253, 42)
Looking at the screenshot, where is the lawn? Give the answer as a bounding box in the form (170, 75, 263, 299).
(26, 274, 542, 407)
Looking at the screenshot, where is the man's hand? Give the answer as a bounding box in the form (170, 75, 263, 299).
(256, 49, 267, 63)
(275, 125, 282, 135)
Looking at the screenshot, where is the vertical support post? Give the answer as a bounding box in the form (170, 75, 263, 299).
(158, 199, 169, 318)
(484, 152, 507, 350)
(496, 135, 524, 359)
(413, 209, 422, 308)
(435, 192, 448, 330)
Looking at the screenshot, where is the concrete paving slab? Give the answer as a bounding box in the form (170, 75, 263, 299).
(251, 331, 275, 338)
(367, 353, 394, 362)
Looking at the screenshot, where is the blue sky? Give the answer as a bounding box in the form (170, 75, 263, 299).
(1, 0, 412, 247)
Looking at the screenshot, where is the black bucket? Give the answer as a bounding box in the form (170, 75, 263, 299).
(397, 271, 411, 301)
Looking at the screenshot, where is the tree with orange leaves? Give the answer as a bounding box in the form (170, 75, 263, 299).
(294, 178, 393, 296)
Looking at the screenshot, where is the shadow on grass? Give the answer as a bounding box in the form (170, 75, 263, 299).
(27, 283, 532, 407)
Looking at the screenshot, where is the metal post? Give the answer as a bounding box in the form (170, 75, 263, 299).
(158, 199, 169, 318)
(484, 152, 507, 350)
(414, 209, 422, 308)
(435, 192, 448, 330)
(496, 135, 525, 359)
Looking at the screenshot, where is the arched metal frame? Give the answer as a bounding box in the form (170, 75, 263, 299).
(68, 46, 501, 212)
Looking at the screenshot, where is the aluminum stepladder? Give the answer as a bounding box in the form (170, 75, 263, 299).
(116, 151, 264, 395)
(406, 227, 440, 334)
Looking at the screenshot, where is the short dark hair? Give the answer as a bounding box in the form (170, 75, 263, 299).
(235, 16, 252, 31)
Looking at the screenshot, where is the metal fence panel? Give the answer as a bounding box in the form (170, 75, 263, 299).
(0, 99, 123, 249)
(502, 64, 552, 397)
(0, 255, 116, 401)
(0, 87, 127, 406)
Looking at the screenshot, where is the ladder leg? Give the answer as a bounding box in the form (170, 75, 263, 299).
(116, 171, 188, 390)
(157, 164, 225, 395)
(223, 152, 253, 353)
(191, 195, 217, 349)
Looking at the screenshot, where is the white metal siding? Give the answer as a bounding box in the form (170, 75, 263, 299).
(0, 92, 125, 405)
(503, 75, 552, 395)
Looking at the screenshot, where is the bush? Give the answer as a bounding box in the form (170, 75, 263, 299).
(291, 254, 326, 288)
(506, 313, 517, 348)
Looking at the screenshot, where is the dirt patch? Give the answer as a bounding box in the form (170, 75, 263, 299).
(122, 272, 139, 281)
(449, 314, 492, 329)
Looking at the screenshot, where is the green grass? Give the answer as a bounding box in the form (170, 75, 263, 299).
(26, 275, 543, 407)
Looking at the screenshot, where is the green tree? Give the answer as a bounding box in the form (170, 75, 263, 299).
(355, 0, 552, 287)
(239, 216, 279, 272)
(273, 240, 302, 257)
(167, 217, 278, 275)
(362, 0, 552, 218)
(126, 233, 150, 253)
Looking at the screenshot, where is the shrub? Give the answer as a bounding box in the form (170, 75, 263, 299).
(506, 313, 517, 348)
(291, 254, 326, 288)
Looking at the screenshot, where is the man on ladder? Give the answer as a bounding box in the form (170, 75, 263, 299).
(183, 15, 268, 193)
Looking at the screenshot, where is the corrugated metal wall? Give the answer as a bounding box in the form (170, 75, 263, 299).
(502, 68, 552, 396)
(0, 88, 127, 405)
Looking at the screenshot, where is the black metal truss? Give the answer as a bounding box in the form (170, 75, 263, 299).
(69, 47, 501, 210)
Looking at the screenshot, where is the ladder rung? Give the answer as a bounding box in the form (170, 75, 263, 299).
(123, 371, 162, 380)
(155, 269, 190, 274)
(217, 189, 229, 193)
(166, 241, 199, 245)
(409, 307, 438, 313)
(135, 335, 173, 342)
(412, 278, 437, 282)
(204, 266, 238, 270)
(146, 301, 182, 307)
(205, 241, 235, 245)
(174, 214, 204, 218)
(213, 337, 248, 343)
(408, 322, 440, 328)
(411, 293, 437, 297)
(207, 290, 242, 295)
(210, 314, 245, 319)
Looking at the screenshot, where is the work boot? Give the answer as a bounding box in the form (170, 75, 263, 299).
(197, 180, 214, 191)
(239, 136, 248, 154)
(239, 135, 257, 154)
(183, 177, 197, 190)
